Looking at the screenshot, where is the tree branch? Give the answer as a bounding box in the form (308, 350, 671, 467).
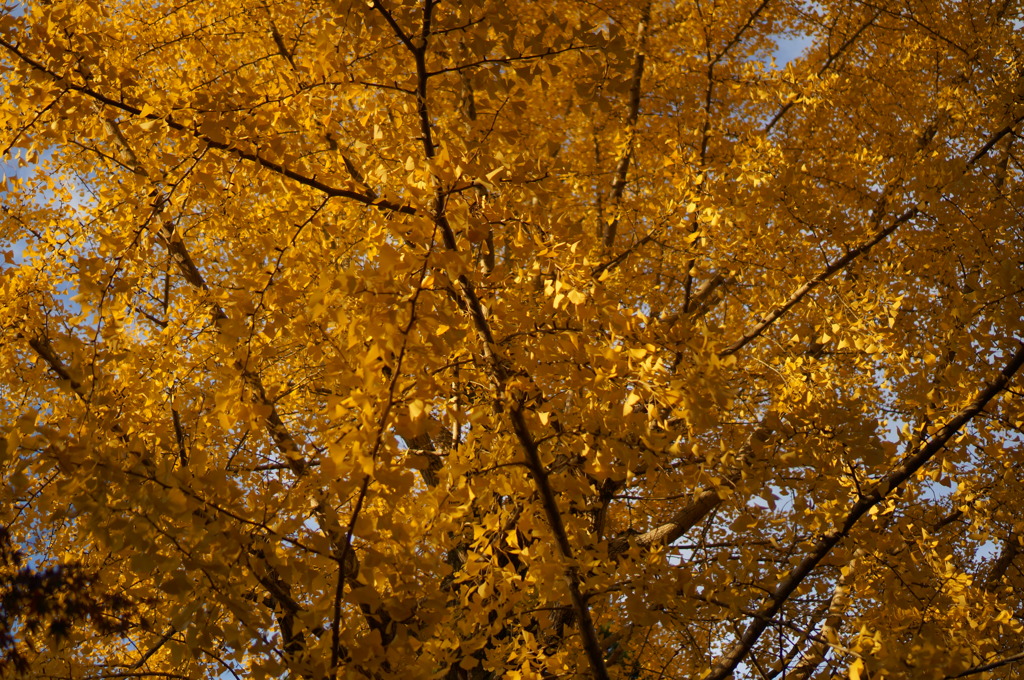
(718, 205, 919, 357)
(0, 36, 416, 216)
(601, 1, 651, 250)
(607, 425, 772, 557)
(388, 3, 610, 673)
(704, 339, 1024, 680)
(946, 649, 1024, 679)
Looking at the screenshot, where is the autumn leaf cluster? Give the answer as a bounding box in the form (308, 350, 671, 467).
(1, 0, 1023, 679)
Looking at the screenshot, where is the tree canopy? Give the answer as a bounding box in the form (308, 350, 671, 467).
(1, 0, 1023, 678)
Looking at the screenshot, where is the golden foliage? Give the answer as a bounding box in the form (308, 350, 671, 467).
(1, 0, 1023, 678)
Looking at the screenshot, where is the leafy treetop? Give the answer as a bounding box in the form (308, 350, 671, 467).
(0, 0, 1023, 679)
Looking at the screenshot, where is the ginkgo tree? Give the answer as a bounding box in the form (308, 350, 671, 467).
(1, 0, 1023, 678)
